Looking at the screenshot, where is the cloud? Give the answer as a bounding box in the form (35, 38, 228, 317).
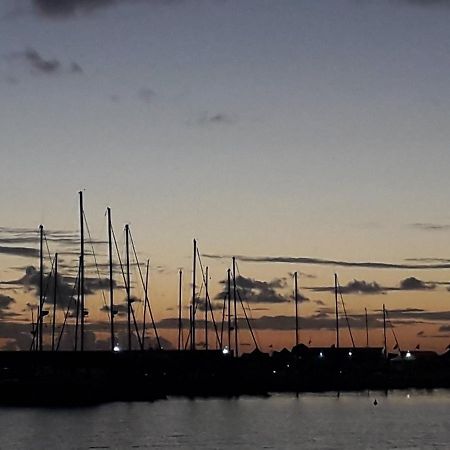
(0, 294, 16, 309)
(215, 275, 291, 304)
(1, 266, 114, 312)
(7, 48, 83, 76)
(410, 223, 450, 231)
(0, 245, 38, 258)
(399, 276, 435, 290)
(137, 87, 155, 104)
(32, 0, 185, 17)
(197, 112, 236, 126)
(310, 279, 385, 295)
(33, 0, 115, 17)
(307, 277, 435, 294)
(204, 254, 450, 270)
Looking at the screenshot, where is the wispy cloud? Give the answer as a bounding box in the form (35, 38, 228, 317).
(6, 48, 83, 76)
(32, 0, 185, 18)
(204, 254, 450, 270)
(307, 277, 436, 294)
(410, 223, 450, 232)
(197, 112, 236, 126)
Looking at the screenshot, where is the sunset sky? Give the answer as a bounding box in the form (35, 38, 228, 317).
(1, 0, 450, 352)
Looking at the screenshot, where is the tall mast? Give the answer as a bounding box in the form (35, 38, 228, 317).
(383, 303, 387, 359)
(227, 268, 231, 351)
(191, 239, 197, 351)
(294, 271, 299, 347)
(107, 207, 115, 352)
(205, 266, 209, 351)
(334, 273, 339, 349)
(365, 307, 369, 347)
(51, 253, 58, 351)
(74, 256, 81, 351)
(178, 269, 182, 351)
(232, 257, 238, 358)
(38, 224, 44, 351)
(125, 224, 132, 351)
(142, 259, 149, 349)
(79, 191, 85, 351)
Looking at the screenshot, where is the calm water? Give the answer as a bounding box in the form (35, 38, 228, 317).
(0, 390, 449, 449)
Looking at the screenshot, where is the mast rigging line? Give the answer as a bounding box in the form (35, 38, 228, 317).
(337, 280, 356, 348)
(83, 210, 110, 318)
(196, 247, 222, 349)
(385, 309, 401, 352)
(31, 253, 55, 351)
(56, 261, 81, 351)
(235, 260, 260, 350)
(128, 230, 161, 350)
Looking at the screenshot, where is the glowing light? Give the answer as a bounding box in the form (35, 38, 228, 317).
(222, 346, 230, 355)
(319, 352, 324, 358)
(405, 351, 412, 358)
(113, 345, 120, 352)
(272, 370, 277, 374)
(348, 351, 352, 357)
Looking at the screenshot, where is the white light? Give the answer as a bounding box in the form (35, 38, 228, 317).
(348, 351, 352, 357)
(222, 346, 229, 355)
(272, 370, 277, 374)
(405, 351, 412, 358)
(113, 345, 120, 352)
(319, 352, 324, 358)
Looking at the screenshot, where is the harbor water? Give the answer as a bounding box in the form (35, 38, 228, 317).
(0, 390, 448, 449)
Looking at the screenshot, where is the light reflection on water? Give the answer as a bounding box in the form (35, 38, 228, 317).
(0, 390, 449, 449)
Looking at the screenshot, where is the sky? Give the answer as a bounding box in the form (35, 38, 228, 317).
(1, 0, 450, 352)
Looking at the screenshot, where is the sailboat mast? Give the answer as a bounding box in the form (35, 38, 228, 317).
(365, 307, 369, 347)
(107, 207, 114, 352)
(79, 191, 85, 351)
(38, 224, 44, 352)
(227, 268, 231, 351)
(51, 253, 58, 351)
(74, 256, 81, 351)
(141, 259, 149, 349)
(294, 271, 299, 347)
(205, 266, 209, 351)
(334, 273, 339, 349)
(191, 239, 197, 351)
(178, 269, 182, 351)
(125, 224, 132, 351)
(232, 257, 238, 358)
(383, 303, 387, 359)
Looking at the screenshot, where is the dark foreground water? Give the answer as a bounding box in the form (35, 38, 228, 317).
(0, 390, 449, 449)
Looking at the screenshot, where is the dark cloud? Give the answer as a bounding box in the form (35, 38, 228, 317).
(0, 245, 38, 258)
(399, 277, 435, 290)
(7, 48, 83, 76)
(198, 112, 236, 126)
(410, 223, 450, 231)
(2, 266, 114, 312)
(0, 294, 16, 309)
(438, 325, 450, 333)
(33, 0, 115, 16)
(309, 277, 436, 294)
(215, 275, 290, 304)
(32, 0, 185, 17)
(310, 279, 385, 295)
(21, 47, 61, 73)
(204, 254, 450, 270)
